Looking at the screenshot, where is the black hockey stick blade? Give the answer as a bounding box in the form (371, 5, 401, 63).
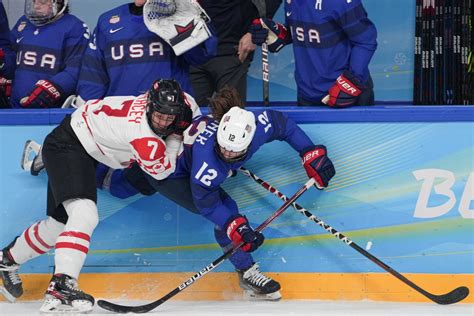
(239, 167, 470, 305)
(97, 178, 316, 313)
(428, 286, 469, 305)
(97, 298, 164, 314)
(97, 300, 146, 314)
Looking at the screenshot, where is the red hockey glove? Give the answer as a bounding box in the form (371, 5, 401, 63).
(301, 145, 336, 189)
(20, 80, 63, 108)
(0, 76, 11, 97)
(0, 76, 11, 108)
(0, 48, 5, 72)
(225, 215, 264, 253)
(250, 18, 290, 52)
(327, 71, 365, 108)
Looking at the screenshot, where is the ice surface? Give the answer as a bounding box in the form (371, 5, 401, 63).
(0, 300, 472, 315)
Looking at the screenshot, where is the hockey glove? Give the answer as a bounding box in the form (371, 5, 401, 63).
(327, 71, 365, 108)
(0, 76, 11, 96)
(143, 0, 212, 56)
(250, 18, 291, 53)
(0, 50, 11, 108)
(225, 215, 264, 253)
(301, 145, 335, 189)
(0, 48, 5, 72)
(174, 105, 193, 135)
(0, 80, 11, 108)
(20, 80, 63, 108)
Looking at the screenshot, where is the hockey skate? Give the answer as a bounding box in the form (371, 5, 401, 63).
(39, 274, 94, 314)
(0, 248, 23, 302)
(237, 263, 281, 301)
(21, 139, 44, 176)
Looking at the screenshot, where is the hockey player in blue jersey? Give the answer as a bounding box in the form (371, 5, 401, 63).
(170, 94, 335, 299)
(0, 0, 13, 108)
(8, 0, 89, 109)
(103, 87, 336, 299)
(76, 0, 217, 102)
(19, 87, 335, 300)
(250, 0, 377, 107)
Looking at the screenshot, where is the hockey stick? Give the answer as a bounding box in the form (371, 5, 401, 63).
(262, 42, 270, 106)
(97, 177, 316, 313)
(239, 167, 470, 305)
(252, 0, 270, 106)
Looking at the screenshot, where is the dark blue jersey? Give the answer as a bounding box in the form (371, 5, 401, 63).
(0, 1, 14, 78)
(9, 14, 89, 108)
(284, 0, 377, 102)
(174, 109, 314, 228)
(77, 4, 216, 101)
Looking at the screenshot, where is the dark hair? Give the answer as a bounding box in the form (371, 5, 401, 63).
(209, 86, 244, 122)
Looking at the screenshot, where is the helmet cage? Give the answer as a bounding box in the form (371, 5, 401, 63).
(215, 138, 249, 163)
(25, 0, 68, 26)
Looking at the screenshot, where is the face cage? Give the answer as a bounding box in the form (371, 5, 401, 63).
(214, 139, 249, 163)
(146, 107, 178, 138)
(25, 0, 66, 26)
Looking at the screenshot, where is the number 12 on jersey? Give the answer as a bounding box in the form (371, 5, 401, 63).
(195, 162, 217, 186)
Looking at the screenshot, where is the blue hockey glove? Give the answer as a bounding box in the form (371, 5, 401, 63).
(250, 18, 291, 52)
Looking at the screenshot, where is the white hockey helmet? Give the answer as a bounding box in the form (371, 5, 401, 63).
(25, 0, 68, 26)
(216, 107, 256, 162)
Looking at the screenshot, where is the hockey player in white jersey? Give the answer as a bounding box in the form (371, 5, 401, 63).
(0, 79, 199, 313)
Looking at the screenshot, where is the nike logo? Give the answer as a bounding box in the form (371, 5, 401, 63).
(109, 27, 124, 34)
(16, 37, 23, 43)
(286, 11, 292, 17)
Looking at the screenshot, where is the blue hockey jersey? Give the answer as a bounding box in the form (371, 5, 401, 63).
(0, 1, 14, 78)
(173, 109, 315, 228)
(10, 14, 89, 108)
(77, 4, 217, 101)
(284, 0, 377, 103)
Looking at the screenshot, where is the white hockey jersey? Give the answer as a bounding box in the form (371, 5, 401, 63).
(70, 92, 200, 181)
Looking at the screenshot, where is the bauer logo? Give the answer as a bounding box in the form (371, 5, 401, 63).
(413, 169, 473, 219)
(178, 263, 215, 290)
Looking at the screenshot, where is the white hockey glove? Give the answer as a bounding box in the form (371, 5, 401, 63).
(144, 0, 212, 56)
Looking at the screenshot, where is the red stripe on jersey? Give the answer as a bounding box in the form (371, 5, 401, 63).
(55, 242, 89, 254)
(33, 223, 54, 250)
(59, 231, 91, 242)
(24, 226, 46, 255)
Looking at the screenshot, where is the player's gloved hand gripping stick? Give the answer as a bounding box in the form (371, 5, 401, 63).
(239, 167, 470, 306)
(97, 177, 316, 313)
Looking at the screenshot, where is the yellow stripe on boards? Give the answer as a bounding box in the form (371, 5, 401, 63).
(4, 273, 472, 303)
